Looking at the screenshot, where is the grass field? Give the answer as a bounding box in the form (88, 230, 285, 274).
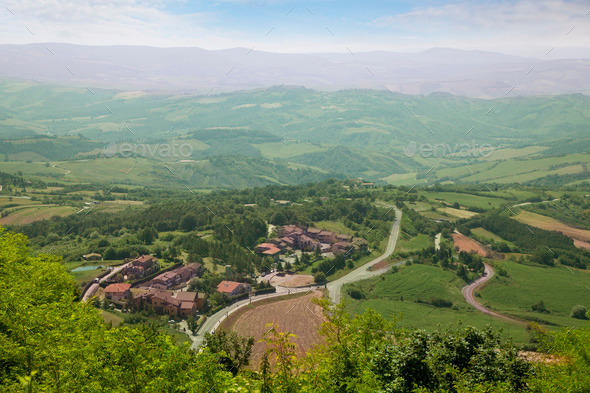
(479, 260, 590, 329)
(513, 210, 590, 242)
(471, 227, 506, 243)
(101, 310, 124, 326)
(395, 233, 433, 252)
(0, 205, 77, 225)
(422, 191, 506, 210)
(312, 220, 356, 236)
(343, 264, 530, 344)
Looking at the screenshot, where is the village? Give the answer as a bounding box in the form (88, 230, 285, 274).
(90, 223, 368, 322)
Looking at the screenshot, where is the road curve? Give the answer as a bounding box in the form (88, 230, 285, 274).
(191, 205, 402, 349)
(462, 263, 526, 326)
(81, 262, 131, 302)
(327, 206, 402, 304)
(191, 286, 319, 349)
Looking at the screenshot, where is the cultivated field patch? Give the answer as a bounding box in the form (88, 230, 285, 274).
(452, 232, 488, 257)
(513, 211, 590, 243)
(221, 291, 324, 370)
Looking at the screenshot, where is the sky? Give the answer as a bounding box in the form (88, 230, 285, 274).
(1, 0, 589, 58)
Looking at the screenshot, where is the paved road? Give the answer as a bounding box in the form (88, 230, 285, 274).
(461, 263, 526, 326)
(327, 207, 402, 304)
(190, 204, 402, 349)
(81, 262, 130, 302)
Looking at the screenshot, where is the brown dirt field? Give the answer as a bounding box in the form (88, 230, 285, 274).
(269, 273, 314, 287)
(452, 233, 488, 257)
(513, 211, 590, 242)
(574, 239, 590, 250)
(370, 260, 389, 270)
(221, 291, 325, 370)
(519, 351, 568, 365)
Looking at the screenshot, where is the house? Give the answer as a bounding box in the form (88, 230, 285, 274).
(319, 243, 332, 253)
(298, 235, 319, 251)
(280, 236, 296, 248)
(336, 234, 353, 243)
(150, 263, 202, 289)
(278, 225, 305, 238)
(151, 271, 179, 289)
(255, 243, 282, 258)
(83, 253, 102, 261)
(332, 241, 353, 255)
(217, 281, 252, 297)
(317, 230, 335, 244)
(133, 289, 205, 316)
(104, 283, 131, 302)
(124, 254, 159, 279)
(306, 228, 322, 239)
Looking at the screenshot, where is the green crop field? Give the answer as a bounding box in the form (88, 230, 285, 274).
(479, 260, 590, 329)
(395, 233, 433, 252)
(422, 191, 507, 210)
(343, 264, 530, 343)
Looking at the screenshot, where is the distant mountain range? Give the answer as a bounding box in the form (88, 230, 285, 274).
(1, 43, 589, 98)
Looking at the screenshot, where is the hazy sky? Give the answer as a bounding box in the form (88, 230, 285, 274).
(1, 0, 589, 58)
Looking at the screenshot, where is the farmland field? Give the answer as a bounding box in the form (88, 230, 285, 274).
(0, 205, 77, 225)
(422, 191, 506, 210)
(513, 211, 590, 243)
(452, 232, 488, 256)
(220, 291, 324, 369)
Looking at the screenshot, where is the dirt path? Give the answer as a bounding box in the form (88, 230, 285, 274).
(462, 263, 527, 326)
(435, 232, 442, 251)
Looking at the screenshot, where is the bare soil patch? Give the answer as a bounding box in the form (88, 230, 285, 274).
(452, 232, 488, 257)
(270, 273, 314, 287)
(220, 291, 324, 370)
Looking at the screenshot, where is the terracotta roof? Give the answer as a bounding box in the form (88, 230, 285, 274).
(174, 292, 197, 302)
(180, 302, 194, 309)
(217, 281, 242, 294)
(307, 228, 321, 234)
(104, 283, 131, 294)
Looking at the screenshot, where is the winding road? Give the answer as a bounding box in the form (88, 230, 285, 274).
(327, 207, 403, 303)
(461, 263, 526, 326)
(191, 205, 403, 349)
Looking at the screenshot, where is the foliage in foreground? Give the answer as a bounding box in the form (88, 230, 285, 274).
(0, 227, 588, 392)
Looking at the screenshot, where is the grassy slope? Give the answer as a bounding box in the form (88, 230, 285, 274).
(479, 260, 590, 329)
(343, 264, 529, 344)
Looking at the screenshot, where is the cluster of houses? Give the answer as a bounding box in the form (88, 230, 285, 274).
(103, 257, 206, 318)
(256, 224, 368, 258)
(103, 283, 206, 318)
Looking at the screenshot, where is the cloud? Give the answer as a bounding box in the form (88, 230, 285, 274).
(372, 1, 590, 56)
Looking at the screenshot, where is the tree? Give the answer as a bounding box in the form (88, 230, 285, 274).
(314, 271, 326, 283)
(139, 227, 157, 245)
(186, 315, 197, 334)
(203, 329, 255, 375)
(180, 213, 198, 232)
(571, 305, 588, 320)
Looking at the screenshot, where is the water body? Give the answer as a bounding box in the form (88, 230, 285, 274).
(71, 265, 103, 272)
